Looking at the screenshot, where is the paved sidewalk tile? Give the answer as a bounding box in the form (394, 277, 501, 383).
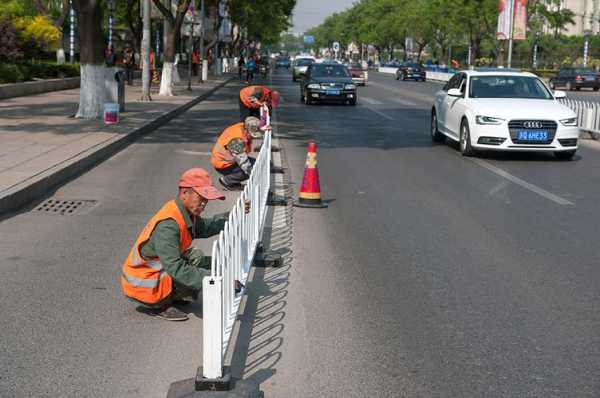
(0, 73, 232, 211)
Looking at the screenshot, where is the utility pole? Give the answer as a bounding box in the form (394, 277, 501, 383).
(507, 0, 515, 68)
(141, 0, 152, 101)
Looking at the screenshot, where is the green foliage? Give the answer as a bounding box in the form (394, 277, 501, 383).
(0, 61, 80, 84)
(229, 0, 295, 45)
(0, 63, 25, 83)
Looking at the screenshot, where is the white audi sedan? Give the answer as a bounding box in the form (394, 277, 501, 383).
(431, 70, 579, 160)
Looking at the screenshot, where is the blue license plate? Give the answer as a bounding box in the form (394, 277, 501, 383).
(326, 90, 340, 95)
(517, 130, 548, 141)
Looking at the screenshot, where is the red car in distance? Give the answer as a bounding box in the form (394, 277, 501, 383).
(347, 62, 368, 86)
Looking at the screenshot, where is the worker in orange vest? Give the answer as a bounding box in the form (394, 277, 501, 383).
(238, 85, 280, 121)
(121, 168, 235, 321)
(211, 117, 262, 190)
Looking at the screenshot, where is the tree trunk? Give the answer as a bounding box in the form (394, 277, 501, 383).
(72, 0, 106, 119)
(141, 0, 152, 101)
(159, 18, 175, 95)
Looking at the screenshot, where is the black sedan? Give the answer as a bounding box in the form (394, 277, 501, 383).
(300, 63, 357, 105)
(549, 67, 600, 91)
(395, 62, 426, 81)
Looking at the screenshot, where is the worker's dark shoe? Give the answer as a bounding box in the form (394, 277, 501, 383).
(234, 280, 245, 295)
(219, 177, 242, 191)
(152, 306, 189, 321)
(172, 299, 193, 307)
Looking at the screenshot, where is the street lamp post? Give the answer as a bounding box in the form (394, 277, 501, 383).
(69, 0, 75, 63)
(108, 0, 115, 49)
(533, 31, 539, 69)
(584, 29, 591, 68)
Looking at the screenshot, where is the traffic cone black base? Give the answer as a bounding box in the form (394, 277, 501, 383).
(294, 198, 328, 208)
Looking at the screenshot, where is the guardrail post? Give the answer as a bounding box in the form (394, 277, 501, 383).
(196, 276, 231, 391)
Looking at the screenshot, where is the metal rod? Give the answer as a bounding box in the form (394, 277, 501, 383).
(507, 0, 515, 68)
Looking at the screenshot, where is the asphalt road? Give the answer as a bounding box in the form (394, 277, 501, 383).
(234, 69, 600, 397)
(0, 85, 246, 397)
(2, 69, 600, 398)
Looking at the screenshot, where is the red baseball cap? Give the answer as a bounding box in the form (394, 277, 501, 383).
(178, 168, 225, 200)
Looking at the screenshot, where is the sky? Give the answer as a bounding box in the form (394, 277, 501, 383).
(291, 0, 356, 34)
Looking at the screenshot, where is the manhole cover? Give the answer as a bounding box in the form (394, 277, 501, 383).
(34, 199, 98, 215)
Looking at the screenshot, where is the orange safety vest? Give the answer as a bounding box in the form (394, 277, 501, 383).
(121, 200, 193, 304)
(211, 123, 253, 170)
(240, 85, 270, 109)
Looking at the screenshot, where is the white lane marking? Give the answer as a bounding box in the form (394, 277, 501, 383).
(469, 158, 574, 206)
(176, 149, 211, 156)
(369, 80, 434, 103)
(362, 96, 384, 105)
(365, 106, 395, 121)
(391, 97, 417, 106)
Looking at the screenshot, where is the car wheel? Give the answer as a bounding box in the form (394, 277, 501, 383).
(395, 73, 400, 80)
(576, 86, 581, 91)
(549, 80, 555, 90)
(554, 150, 576, 160)
(566, 81, 573, 91)
(349, 98, 357, 106)
(292, 76, 297, 82)
(594, 87, 599, 91)
(431, 110, 445, 143)
(460, 119, 476, 156)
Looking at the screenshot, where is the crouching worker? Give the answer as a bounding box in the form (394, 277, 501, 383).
(211, 116, 263, 191)
(121, 168, 227, 321)
(239, 85, 280, 121)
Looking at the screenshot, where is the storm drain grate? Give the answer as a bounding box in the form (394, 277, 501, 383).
(34, 199, 98, 215)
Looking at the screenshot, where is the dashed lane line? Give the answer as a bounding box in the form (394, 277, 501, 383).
(361, 96, 384, 105)
(365, 105, 395, 121)
(391, 98, 417, 106)
(469, 158, 574, 206)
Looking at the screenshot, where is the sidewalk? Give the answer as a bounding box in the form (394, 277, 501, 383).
(0, 72, 233, 215)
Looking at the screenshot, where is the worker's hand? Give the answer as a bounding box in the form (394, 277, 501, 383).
(244, 200, 251, 214)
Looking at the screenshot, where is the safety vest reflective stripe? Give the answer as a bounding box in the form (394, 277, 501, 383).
(147, 260, 163, 271)
(122, 271, 167, 288)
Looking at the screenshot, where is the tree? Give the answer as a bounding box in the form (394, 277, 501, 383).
(152, 0, 192, 96)
(72, 0, 106, 119)
(538, 0, 575, 38)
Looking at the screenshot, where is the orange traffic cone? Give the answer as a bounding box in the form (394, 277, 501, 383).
(294, 142, 328, 208)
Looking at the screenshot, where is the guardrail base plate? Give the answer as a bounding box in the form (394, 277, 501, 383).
(194, 366, 232, 391)
(167, 371, 262, 397)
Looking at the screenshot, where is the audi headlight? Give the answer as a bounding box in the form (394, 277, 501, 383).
(475, 115, 505, 125)
(560, 117, 578, 127)
(345, 84, 356, 90)
(307, 84, 320, 89)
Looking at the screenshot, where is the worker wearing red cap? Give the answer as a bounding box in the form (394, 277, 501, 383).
(239, 85, 280, 121)
(121, 168, 235, 321)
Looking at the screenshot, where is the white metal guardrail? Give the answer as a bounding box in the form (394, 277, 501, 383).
(201, 127, 272, 380)
(426, 71, 453, 82)
(559, 98, 600, 134)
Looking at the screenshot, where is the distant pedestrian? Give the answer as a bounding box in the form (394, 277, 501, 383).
(123, 46, 135, 85)
(238, 56, 245, 80)
(121, 168, 229, 321)
(192, 49, 200, 76)
(105, 46, 116, 67)
(211, 117, 263, 190)
(245, 57, 257, 83)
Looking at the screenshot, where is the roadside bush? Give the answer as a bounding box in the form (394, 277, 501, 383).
(0, 62, 80, 84)
(0, 63, 24, 83)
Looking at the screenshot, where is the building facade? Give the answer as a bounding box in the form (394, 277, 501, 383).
(557, 0, 600, 36)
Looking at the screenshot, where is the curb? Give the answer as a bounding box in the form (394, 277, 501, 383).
(0, 77, 235, 216)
